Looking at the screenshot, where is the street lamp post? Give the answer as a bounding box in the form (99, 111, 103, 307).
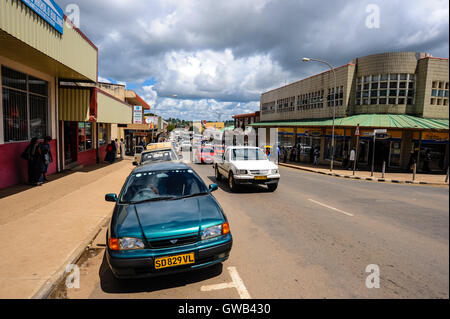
(302, 57, 337, 172)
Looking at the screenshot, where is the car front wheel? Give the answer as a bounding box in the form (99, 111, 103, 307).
(228, 172, 238, 192)
(267, 183, 278, 192)
(215, 165, 222, 181)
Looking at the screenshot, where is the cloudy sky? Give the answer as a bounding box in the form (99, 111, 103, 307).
(58, 0, 449, 121)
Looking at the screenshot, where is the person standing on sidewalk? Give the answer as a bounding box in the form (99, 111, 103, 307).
(313, 146, 320, 166)
(21, 137, 44, 186)
(119, 138, 124, 160)
(348, 147, 356, 170)
(39, 136, 53, 182)
(114, 139, 119, 159)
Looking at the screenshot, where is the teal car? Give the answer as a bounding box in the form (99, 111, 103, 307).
(105, 162, 232, 279)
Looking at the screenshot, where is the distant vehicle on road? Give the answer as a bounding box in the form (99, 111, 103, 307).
(179, 141, 192, 152)
(195, 146, 215, 164)
(134, 142, 178, 165)
(213, 146, 280, 192)
(105, 162, 232, 279)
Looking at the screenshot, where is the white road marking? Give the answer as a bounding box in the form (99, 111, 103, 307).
(200, 266, 251, 299)
(308, 199, 354, 217)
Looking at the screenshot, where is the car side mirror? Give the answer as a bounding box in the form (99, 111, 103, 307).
(105, 193, 118, 202)
(209, 184, 218, 192)
(133, 161, 138, 166)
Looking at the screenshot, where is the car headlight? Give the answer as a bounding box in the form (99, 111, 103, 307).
(201, 222, 230, 240)
(109, 237, 145, 250)
(270, 169, 279, 174)
(236, 169, 247, 174)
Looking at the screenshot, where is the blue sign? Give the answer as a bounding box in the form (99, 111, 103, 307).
(21, 0, 64, 34)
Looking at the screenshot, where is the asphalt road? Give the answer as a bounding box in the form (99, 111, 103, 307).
(60, 163, 449, 299)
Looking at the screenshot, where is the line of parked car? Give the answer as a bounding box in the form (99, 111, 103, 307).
(104, 141, 280, 279)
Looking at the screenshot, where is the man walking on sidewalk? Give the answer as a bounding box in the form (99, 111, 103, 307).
(348, 147, 356, 170)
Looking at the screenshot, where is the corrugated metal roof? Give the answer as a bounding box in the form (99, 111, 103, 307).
(250, 114, 449, 130)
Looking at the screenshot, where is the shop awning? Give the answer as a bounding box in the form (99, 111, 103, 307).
(125, 90, 151, 110)
(59, 87, 132, 124)
(250, 114, 449, 130)
(96, 89, 132, 124)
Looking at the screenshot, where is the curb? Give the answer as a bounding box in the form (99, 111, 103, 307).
(278, 163, 448, 186)
(30, 217, 110, 299)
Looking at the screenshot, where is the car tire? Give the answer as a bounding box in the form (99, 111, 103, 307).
(267, 183, 278, 192)
(215, 165, 222, 181)
(228, 172, 238, 192)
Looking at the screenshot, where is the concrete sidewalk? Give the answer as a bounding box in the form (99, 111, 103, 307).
(279, 161, 449, 186)
(0, 159, 133, 299)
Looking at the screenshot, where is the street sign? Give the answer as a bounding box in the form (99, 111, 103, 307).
(374, 129, 387, 134)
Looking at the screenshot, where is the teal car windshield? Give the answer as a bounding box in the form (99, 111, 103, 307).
(141, 150, 178, 163)
(120, 169, 209, 203)
(232, 148, 267, 161)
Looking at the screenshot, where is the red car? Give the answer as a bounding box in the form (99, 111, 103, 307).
(214, 145, 225, 156)
(195, 146, 215, 164)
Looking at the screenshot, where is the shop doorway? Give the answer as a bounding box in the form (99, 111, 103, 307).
(368, 138, 390, 172)
(64, 122, 77, 165)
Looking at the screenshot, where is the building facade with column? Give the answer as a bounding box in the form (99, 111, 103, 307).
(253, 52, 449, 172)
(0, 0, 98, 188)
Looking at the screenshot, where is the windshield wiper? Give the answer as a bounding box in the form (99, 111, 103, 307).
(178, 192, 209, 200)
(130, 196, 177, 204)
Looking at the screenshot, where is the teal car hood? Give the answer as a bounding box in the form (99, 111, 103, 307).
(131, 194, 225, 240)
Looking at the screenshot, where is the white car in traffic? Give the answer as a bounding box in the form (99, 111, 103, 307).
(213, 146, 280, 192)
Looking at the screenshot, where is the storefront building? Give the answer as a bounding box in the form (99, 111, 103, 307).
(254, 52, 449, 172)
(0, 0, 97, 188)
(233, 112, 260, 130)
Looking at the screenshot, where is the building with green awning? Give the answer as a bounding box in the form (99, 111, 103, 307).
(251, 52, 449, 172)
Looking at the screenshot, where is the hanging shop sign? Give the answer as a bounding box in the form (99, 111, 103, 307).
(21, 0, 64, 34)
(133, 106, 143, 124)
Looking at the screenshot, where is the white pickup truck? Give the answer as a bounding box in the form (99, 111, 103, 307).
(213, 146, 280, 192)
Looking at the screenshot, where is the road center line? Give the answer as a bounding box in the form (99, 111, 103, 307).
(308, 199, 354, 217)
(200, 266, 251, 299)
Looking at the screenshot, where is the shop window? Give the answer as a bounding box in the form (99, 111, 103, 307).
(78, 122, 93, 152)
(2, 66, 48, 142)
(98, 123, 107, 146)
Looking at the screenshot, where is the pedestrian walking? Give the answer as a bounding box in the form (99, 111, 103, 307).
(349, 147, 356, 170)
(21, 137, 44, 186)
(119, 138, 124, 160)
(114, 139, 119, 159)
(313, 146, 320, 166)
(38, 136, 53, 182)
(277, 145, 281, 163)
(423, 149, 432, 173)
(105, 140, 116, 164)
